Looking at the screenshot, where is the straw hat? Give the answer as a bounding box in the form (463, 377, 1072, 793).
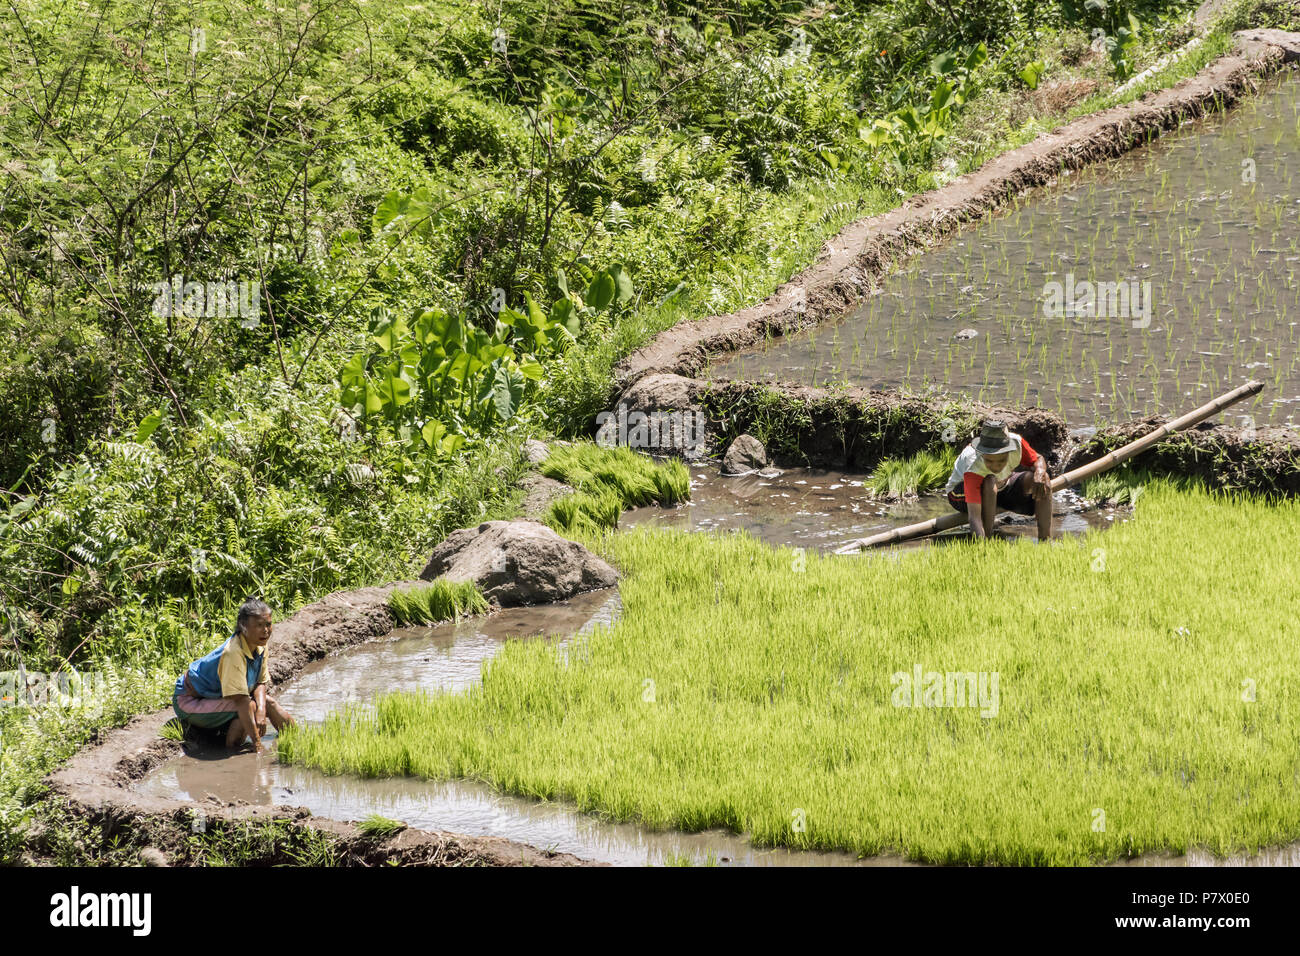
(973, 419, 1017, 455)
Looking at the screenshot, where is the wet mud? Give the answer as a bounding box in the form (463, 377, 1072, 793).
(622, 465, 1122, 552)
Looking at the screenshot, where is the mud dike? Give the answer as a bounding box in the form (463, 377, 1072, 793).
(613, 29, 1300, 496)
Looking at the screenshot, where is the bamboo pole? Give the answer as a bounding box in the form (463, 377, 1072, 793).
(835, 381, 1264, 553)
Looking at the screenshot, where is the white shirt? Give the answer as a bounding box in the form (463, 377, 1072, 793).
(944, 435, 1025, 495)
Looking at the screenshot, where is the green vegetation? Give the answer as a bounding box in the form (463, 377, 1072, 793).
(865, 447, 958, 499)
(282, 482, 1300, 865)
(663, 850, 719, 867)
(357, 814, 408, 839)
(541, 442, 691, 533)
(389, 581, 490, 626)
(1081, 469, 1147, 505)
(0, 0, 1269, 864)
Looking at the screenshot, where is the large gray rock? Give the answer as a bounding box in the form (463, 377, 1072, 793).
(523, 438, 550, 465)
(619, 372, 701, 411)
(609, 373, 710, 458)
(419, 520, 617, 606)
(721, 434, 767, 475)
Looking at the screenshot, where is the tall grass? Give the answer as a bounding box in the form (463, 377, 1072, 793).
(865, 446, 957, 499)
(541, 443, 690, 534)
(388, 581, 488, 625)
(283, 482, 1300, 865)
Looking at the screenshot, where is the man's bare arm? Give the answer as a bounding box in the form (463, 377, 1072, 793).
(224, 693, 263, 751)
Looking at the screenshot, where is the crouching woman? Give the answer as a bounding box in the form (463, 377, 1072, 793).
(172, 598, 296, 753)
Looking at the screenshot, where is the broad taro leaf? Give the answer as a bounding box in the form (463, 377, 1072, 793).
(376, 363, 412, 408)
(420, 419, 448, 448)
(372, 315, 409, 353)
(607, 262, 633, 305)
(587, 270, 615, 311)
(550, 296, 580, 338)
(524, 290, 547, 329)
(489, 363, 525, 422)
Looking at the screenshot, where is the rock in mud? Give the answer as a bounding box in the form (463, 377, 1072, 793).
(619, 372, 701, 411)
(954, 328, 978, 341)
(523, 438, 550, 465)
(721, 434, 768, 475)
(420, 520, 617, 606)
(613, 373, 712, 456)
(139, 847, 169, 867)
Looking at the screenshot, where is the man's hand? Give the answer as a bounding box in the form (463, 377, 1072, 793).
(242, 697, 264, 753)
(253, 685, 269, 738)
(1031, 461, 1050, 501)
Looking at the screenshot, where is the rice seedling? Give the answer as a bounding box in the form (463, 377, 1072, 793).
(865, 447, 959, 500)
(160, 718, 186, 741)
(1079, 471, 1144, 506)
(540, 442, 691, 534)
(283, 482, 1300, 865)
(706, 74, 1300, 429)
(662, 851, 719, 867)
(389, 580, 489, 625)
(357, 814, 407, 838)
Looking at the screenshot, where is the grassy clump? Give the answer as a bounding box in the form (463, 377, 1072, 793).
(1078, 465, 1203, 505)
(865, 447, 958, 499)
(388, 581, 488, 626)
(541, 443, 691, 534)
(1080, 471, 1145, 506)
(357, 814, 407, 838)
(283, 482, 1300, 865)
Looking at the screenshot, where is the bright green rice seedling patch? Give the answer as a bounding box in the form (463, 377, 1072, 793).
(865, 446, 957, 499)
(282, 482, 1300, 865)
(388, 581, 488, 625)
(1081, 471, 1145, 506)
(357, 814, 407, 838)
(541, 442, 690, 533)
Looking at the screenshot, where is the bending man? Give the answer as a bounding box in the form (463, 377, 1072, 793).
(944, 419, 1052, 541)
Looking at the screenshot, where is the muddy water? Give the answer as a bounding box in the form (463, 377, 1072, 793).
(622, 464, 1120, 551)
(708, 75, 1300, 427)
(135, 482, 1287, 866)
(135, 588, 875, 866)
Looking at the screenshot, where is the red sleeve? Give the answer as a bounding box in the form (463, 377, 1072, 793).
(1019, 437, 1039, 467)
(963, 471, 985, 503)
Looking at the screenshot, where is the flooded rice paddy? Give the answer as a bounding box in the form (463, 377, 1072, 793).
(137, 587, 874, 865)
(708, 75, 1300, 428)
(623, 465, 1118, 550)
(135, 469, 1297, 866)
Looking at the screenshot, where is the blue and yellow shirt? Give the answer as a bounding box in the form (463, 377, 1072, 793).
(173, 632, 269, 700)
